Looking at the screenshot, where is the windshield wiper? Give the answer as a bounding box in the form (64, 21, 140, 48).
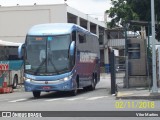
(48, 55, 60, 75)
(34, 52, 61, 75)
(34, 58, 46, 75)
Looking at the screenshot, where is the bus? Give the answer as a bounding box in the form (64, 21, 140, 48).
(19, 23, 100, 98)
(0, 40, 23, 89)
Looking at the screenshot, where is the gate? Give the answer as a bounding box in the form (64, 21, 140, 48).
(109, 49, 126, 94)
(115, 56, 126, 90)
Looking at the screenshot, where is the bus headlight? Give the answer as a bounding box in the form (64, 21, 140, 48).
(25, 78, 31, 82)
(24, 77, 32, 82)
(63, 75, 72, 82)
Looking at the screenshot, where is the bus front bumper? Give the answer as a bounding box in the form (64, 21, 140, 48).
(24, 77, 74, 92)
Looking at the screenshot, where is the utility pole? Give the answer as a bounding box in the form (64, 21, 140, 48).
(151, 0, 158, 93)
(125, 23, 129, 88)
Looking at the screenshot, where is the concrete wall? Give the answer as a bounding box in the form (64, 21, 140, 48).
(0, 4, 106, 43)
(67, 6, 105, 28)
(127, 38, 149, 87)
(0, 4, 67, 43)
(128, 38, 147, 76)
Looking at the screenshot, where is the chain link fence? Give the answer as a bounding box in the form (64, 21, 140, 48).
(115, 56, 126, 90)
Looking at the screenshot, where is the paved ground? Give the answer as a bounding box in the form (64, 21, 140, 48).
(114, 72, 160, 99)
(10, 73, 160, 99)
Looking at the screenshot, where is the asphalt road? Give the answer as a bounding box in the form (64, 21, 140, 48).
(0, 73, 113, 111)
(0, 73, 159, 120)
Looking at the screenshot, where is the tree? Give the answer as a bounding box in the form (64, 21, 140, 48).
(106, 0, 139, 28)
(106, 0, 160, 39)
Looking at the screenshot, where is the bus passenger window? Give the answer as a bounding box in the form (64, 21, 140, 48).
(79, 34, 86, 43)
(72, 31, 76, 41)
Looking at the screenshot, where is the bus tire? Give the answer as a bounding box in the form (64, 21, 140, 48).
(70, 81, 78, 96)
(70, 89, 77, 96)
(83, 77, 95, 91)
(12, 75, 18, 89)
(33, 91, 41, 98)
(88, 76, 96, 91)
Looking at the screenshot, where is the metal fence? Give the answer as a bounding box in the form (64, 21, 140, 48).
(115, 56, 126, 90)
(109, 49, 126, 94)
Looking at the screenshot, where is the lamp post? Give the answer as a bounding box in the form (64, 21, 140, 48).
(151, 0, 158, 93)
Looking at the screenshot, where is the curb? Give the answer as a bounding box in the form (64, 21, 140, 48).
(116, 92, 160, 99)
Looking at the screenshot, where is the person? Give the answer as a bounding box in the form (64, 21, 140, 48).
(39, 49, 46, 62)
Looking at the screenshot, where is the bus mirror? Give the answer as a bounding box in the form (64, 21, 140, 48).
(18, 43, 25, 59)
(69, 41, 75, 56)
(69, 41, 75, 68)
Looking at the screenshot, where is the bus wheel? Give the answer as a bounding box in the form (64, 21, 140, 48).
(33, 91, 41, 98)
(70, 88, 77, 96)
(83, 77, 95, 91)
(70, 82, 78, 96)
(89, 77, 96, 91)
(12, 75, 18, 89)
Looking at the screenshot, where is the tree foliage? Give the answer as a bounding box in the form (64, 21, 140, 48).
(106, 0, 139, 28)
(106, 0, 160, 35)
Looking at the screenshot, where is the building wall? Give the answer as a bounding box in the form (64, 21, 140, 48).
(0, 4, 67, 43)
(0, 4, 106, 43)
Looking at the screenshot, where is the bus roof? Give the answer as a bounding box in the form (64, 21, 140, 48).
(27, 23, 97, 37)
(0, 40, 22, 46)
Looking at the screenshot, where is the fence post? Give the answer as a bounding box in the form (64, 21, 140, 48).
(109, 49, 116, 94)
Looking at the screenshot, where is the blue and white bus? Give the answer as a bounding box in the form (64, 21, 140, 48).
(0, 40, 23, 89)
(19, 23, 100, 98)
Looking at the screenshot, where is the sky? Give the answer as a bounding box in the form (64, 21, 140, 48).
(0, 0, 112, 21)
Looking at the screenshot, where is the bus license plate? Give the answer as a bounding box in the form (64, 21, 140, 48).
(42, 86, 51, 90)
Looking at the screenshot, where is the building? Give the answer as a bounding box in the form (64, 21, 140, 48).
(0, 4, 109, 72)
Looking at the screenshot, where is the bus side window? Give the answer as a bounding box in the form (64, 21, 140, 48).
(72, 31, 76, 41)
(0, 47, 5, 60)
(4, 47, 9, 60)
(78, 34, 86, 43)
(8, 46, 19, 60)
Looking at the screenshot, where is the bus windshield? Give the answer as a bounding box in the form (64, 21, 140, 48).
(25, 35, 71, 75)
